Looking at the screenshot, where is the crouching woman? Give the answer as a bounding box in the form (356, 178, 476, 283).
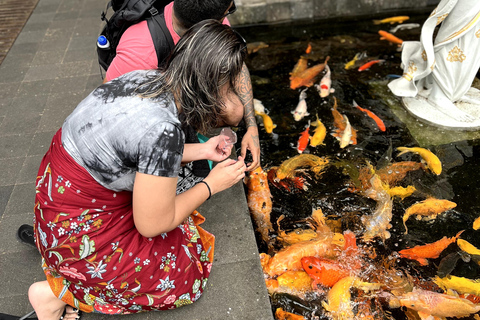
(28, 20, 247, 319)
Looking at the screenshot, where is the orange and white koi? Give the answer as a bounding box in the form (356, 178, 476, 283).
(394, 287, 480, 319)
(331, 97, 358, 147)
(398, 231, 463, 266)
(255, 110, 276, 134)
(309, 113, 327, 147)
(292, 88, 309, 121)
(358, 59, 385, 71)
(244, 167, 274, 250)
(290, 56, 330, 90)
(373, 16, 409, 25)
(353, 100, 386, 131)
(402, 198, 457, 234)
(397, 146, 442, 175)
(378, 30, 404, 46)
(297, 122, 310, 154)
(315, 64, 334, 98)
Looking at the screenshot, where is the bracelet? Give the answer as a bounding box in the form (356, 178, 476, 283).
(197, 181, 211, 200)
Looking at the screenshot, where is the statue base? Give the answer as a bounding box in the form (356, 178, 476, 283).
(402, 87, 480, 131)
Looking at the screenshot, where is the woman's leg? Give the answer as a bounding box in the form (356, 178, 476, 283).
(28, 281, 79, 320)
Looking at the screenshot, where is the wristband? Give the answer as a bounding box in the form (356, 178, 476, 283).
(197, 181, 211, 200)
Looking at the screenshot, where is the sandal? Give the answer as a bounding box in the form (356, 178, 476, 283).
(16, 224, 36, 248)
(60, 307, 82, 320)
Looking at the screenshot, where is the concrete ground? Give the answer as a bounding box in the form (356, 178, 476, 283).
(0, 0, 273, 319)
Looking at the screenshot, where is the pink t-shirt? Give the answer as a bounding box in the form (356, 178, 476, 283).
(105, 2, 230, 82)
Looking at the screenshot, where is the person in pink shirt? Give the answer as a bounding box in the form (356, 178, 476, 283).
(105, 0, 260, 172)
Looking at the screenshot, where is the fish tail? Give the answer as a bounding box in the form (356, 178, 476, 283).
(373, 19, 382, 25)
(397, 147, 410, 157)
(455, 230, 465, 240)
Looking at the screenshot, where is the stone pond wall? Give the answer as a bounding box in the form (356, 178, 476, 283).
(228, 0, 441, 26)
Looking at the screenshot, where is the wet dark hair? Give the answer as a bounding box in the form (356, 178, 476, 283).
(174, 0, 232, 29)
(139, 20, 247, 134)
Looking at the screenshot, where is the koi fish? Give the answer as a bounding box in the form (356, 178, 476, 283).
(302, 256, 350, 288)
(246, 41, 269, 54)
(331, 98, 358, 147)
(255, 111, 276, 134)
(267, 167, 309, 192)
(373, 16, 409, 25)
(309, 114, 326, 147)
(253, 98, 265, 114)
(305, 43, 312, 54)
(402, 198, 457, 234)
(260, 234, 346, 277)
(395, 287, 480, 319)
(389, 23, 420, 34)
(292, 88, 309, 121)
(275, 308, 306, 320)
(434, 275, 480, 296)
(344, 52, 366, 70)
(339, 115, 354, 148)
(387, 185, 416, 200)
(473, 216, 480, 230)
(437, 251, 471, 278)
(353, 100, 386, 131)
(457, 238, 480, 256)
(398, 231, 463, 266)
(290, 56, 330, 90)
(244, 167, 274, 250)
(275, 154, 330, 180)
(296, 122, 310, 154)
(315, 64, 334, 98)
(290, 56, 309, 78)
(397, 146, 442, 175)
(322, 276, 381, 320)
(358, 59, 385, 71)
(266, 271, 313, 299)
(378, 30, 404, 46)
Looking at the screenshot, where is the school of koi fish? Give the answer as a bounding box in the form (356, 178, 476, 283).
(242, 13, 480, 320)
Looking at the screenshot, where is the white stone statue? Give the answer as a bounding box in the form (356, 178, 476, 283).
(388, 0, 480, 129)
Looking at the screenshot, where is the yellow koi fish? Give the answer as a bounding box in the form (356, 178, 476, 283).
(344, 52, 366, 70)
(387, 185, 416, 200)
(457, 238, 480, 256)
(397, 146, 442, 175)
(434, 275, 480, 296)
(309, 113, 327, 147)
(402, 198, 456, 234)
(255, 111, 276, 134)
(373, 16, 410, 25)
(473, 216, 480, 230)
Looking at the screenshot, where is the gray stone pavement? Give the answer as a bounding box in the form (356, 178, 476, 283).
(0, 0, 273, 319)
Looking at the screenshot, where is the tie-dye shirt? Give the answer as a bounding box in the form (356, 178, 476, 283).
(62, 70, 184, 192)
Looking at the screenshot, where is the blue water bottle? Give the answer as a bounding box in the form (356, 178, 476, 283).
(97, 35, 110, 49)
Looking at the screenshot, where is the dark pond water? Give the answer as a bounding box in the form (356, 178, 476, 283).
(235, 8, 480, 320)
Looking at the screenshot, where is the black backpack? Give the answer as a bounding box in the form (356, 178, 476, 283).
(97, 0, 174, 72)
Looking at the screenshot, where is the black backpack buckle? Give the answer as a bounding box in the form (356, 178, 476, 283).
(149, 7, 158, 16)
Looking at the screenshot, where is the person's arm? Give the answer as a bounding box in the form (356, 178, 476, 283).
(132, 157, 246, 237)
(236, 63, 260, 171)
(181, 135, 231, 164)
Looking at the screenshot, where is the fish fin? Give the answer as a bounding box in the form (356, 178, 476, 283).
(416, 258, 429, 266)
(396, 147, 410, 157)
(273, 124, 277, 129)
(330, 88, 335, 93)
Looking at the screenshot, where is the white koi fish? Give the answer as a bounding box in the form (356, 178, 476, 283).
(315, 64, 335, 98)
(253, 98, 266, 114)
(389, 23, 420, 34)
(339, 115, 352, 148)
(292, 88, 309, 121)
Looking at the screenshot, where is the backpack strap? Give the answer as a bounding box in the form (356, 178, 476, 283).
(146, 8, 175, 69)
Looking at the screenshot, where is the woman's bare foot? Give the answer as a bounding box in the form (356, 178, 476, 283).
(28, 281, 80, 320)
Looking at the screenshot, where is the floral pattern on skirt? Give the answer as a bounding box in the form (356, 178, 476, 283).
(34, 129, 215, 314)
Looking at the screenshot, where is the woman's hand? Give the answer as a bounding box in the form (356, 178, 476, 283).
(203, 135, 234, 162)
(203, 156, 246, 195)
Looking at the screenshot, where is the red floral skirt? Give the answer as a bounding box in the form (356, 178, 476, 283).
(34, 129, 215, 314)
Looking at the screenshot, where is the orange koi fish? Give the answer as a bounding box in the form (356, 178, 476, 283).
(395, 287, 480, 319)
(267, 167, 308, 192)
(398, 231, 463, 266)
(397, 146, 442, 175)
(275, 154, 329, 180)
(297, 122, 310, 154)
(246, 41, 269, 54)
(290, 56, 330, 90)
(378, 30, 404, 46)
(353, 100, 386, 131)
(290, 56, 309, 78)
(265, 271, 313, 299)
(244, 167, 274, 249)
(302, 256, 350, 288)
(309, 113, 327, 147)
(358, 59, 386, 71)
(305, 43, 312, 54)
(402, 198, 456, 234)
(275, 308, 306, 320)
(473, 216, 480, 230)
(373, 16, 409, 25)
(260, 234, 345, 277)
